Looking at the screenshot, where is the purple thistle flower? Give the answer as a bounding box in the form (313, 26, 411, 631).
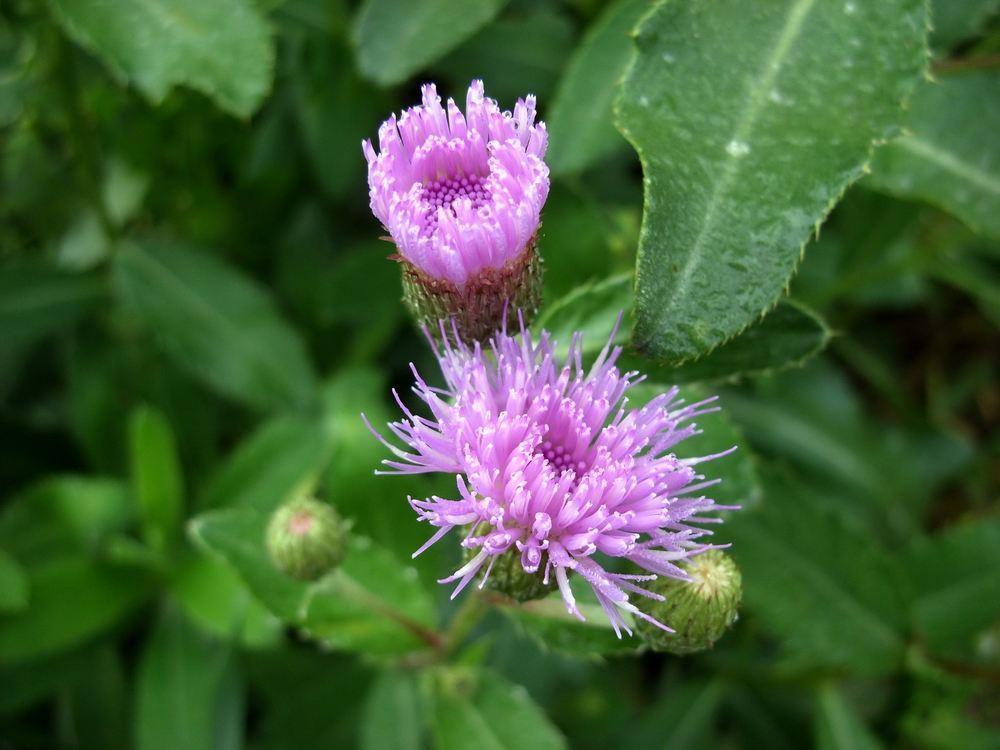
(365, 318, 738, 637)
(363, 80, 548, 285)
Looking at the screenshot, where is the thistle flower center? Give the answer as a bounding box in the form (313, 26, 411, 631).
(420, 172, 491, 233)
(539, 439, 588, 475)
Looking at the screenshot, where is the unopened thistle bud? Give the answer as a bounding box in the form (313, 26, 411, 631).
(266, 496, 349, 581)
(636, 550, 742, 654)
(363, 80, 549, 342)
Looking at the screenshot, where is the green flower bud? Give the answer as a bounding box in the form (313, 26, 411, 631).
(266, 497, 349, 581)
(636, 550, 742, 655)
(461, 530, 554, 603)
(401, 241, 542, 344)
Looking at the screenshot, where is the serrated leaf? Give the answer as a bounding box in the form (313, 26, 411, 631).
(615, 0, 927, 362)
(546, 0, 650, 176)
(905, 518, 1000, 652)
(431, 668, 567, 750)
(190, 508, 439, 656)
(815, 684, 883, 750)
(867, 71, 1000, 239)
(47, 0, 274, 117)
(136, 605, 244, 750)
(361, 670, 422, 750)
(129, 405, 184, 552)
(726, 470, 909, 674)
(537, 273, 831, 382)
(0, 557, 152, 665)
(353, 0, 507, 86)
(0, 262, 103, 351)
(114, 241, 318, 414)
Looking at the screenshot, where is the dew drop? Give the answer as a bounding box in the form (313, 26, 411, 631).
(726, 140, 750, 157)
(638, 95, 650, 107)
(844, 1, 856, 13)
(661, 52, 675, 63)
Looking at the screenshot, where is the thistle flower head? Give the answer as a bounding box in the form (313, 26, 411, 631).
(363, 80, 549, 286)
(365, 318, 738, 637)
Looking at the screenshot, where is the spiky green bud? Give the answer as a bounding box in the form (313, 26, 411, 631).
(461, 536, 554, 603)
(401, 241, 542, 344)
(636, 550, 742, 655)
(266, 497, 348, 581)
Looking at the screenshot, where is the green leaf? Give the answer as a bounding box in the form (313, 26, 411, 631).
(200, 414, 335, 512)
(353, 0, 508, 86)
(815, 684, 883, 750)
(868, 71, 1000, 239)
(129, 405, 184, 552)
(190, 508, 439, 656)
(905, 518, 1000, 652)
(0, 548, 28, 613)
(361, 670, 422, 750)
(135, 605, 244, 750)
(615, 0, 928, 362)
(47, 0, 274, 117)
(114, 241, 318, 414)
(0, 262, 103, 351)
(930, 0, 999, 50)
(0, 476, 132, 565)
(0, 557, 151, 665)
(538, 274, 831, 382)
(725, 471, 909, 674)
(625, 679, 726, 750)
(497, 579, 640, 657)
(431, 668, 567, 750)
(546, 0, 649, 176)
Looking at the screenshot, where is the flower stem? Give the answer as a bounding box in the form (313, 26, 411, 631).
(441, 590, 490, 657)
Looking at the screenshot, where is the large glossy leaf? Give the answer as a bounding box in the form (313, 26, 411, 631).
(114, 241, 318, 414)
(537, 274, 830, 382)
(867, 71, 1000, 239)
(136, 606, 243, 750)
(430, 668, 567, 750)
(190, 508, 439, 656)
(546, 0, 650, 175)
(725, 471, 909, 674)
(615, 0, 927, 362)
(904, 518, 1000, 652)
(353, 0, 507, 86)
(0, 557, 152, 665)
(0, 263, 103, 351)
(48, 0, 273, 117)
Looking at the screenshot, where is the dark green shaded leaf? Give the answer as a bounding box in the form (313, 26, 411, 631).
(546, 0, 649, 176)
(0, 476, 132, 565)
(431, 668, 567, 750)
(361, 670, 422, 750)
(48, 0, 274, 116)
(114, 241, 318, 413)
(905, 518, 1000, 652)
(353, 0, 507, 86)
(815, 683, 882, 750)
(0, 558, 151, 665)
(726, 472, 909, 674)
(0, 549, 28, 613)
(0, 263, 103, 351)
(930, 0, 1000, 51)
(135, 605, 244, 750)
(616, 0, 927, 361)
(868, 71, 1000, 239)
(625, 679, 725, 750)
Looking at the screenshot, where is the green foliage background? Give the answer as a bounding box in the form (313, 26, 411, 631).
(1, 0, 998, 747)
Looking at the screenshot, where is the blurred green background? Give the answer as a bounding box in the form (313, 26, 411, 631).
(1, 0, 998, 748)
